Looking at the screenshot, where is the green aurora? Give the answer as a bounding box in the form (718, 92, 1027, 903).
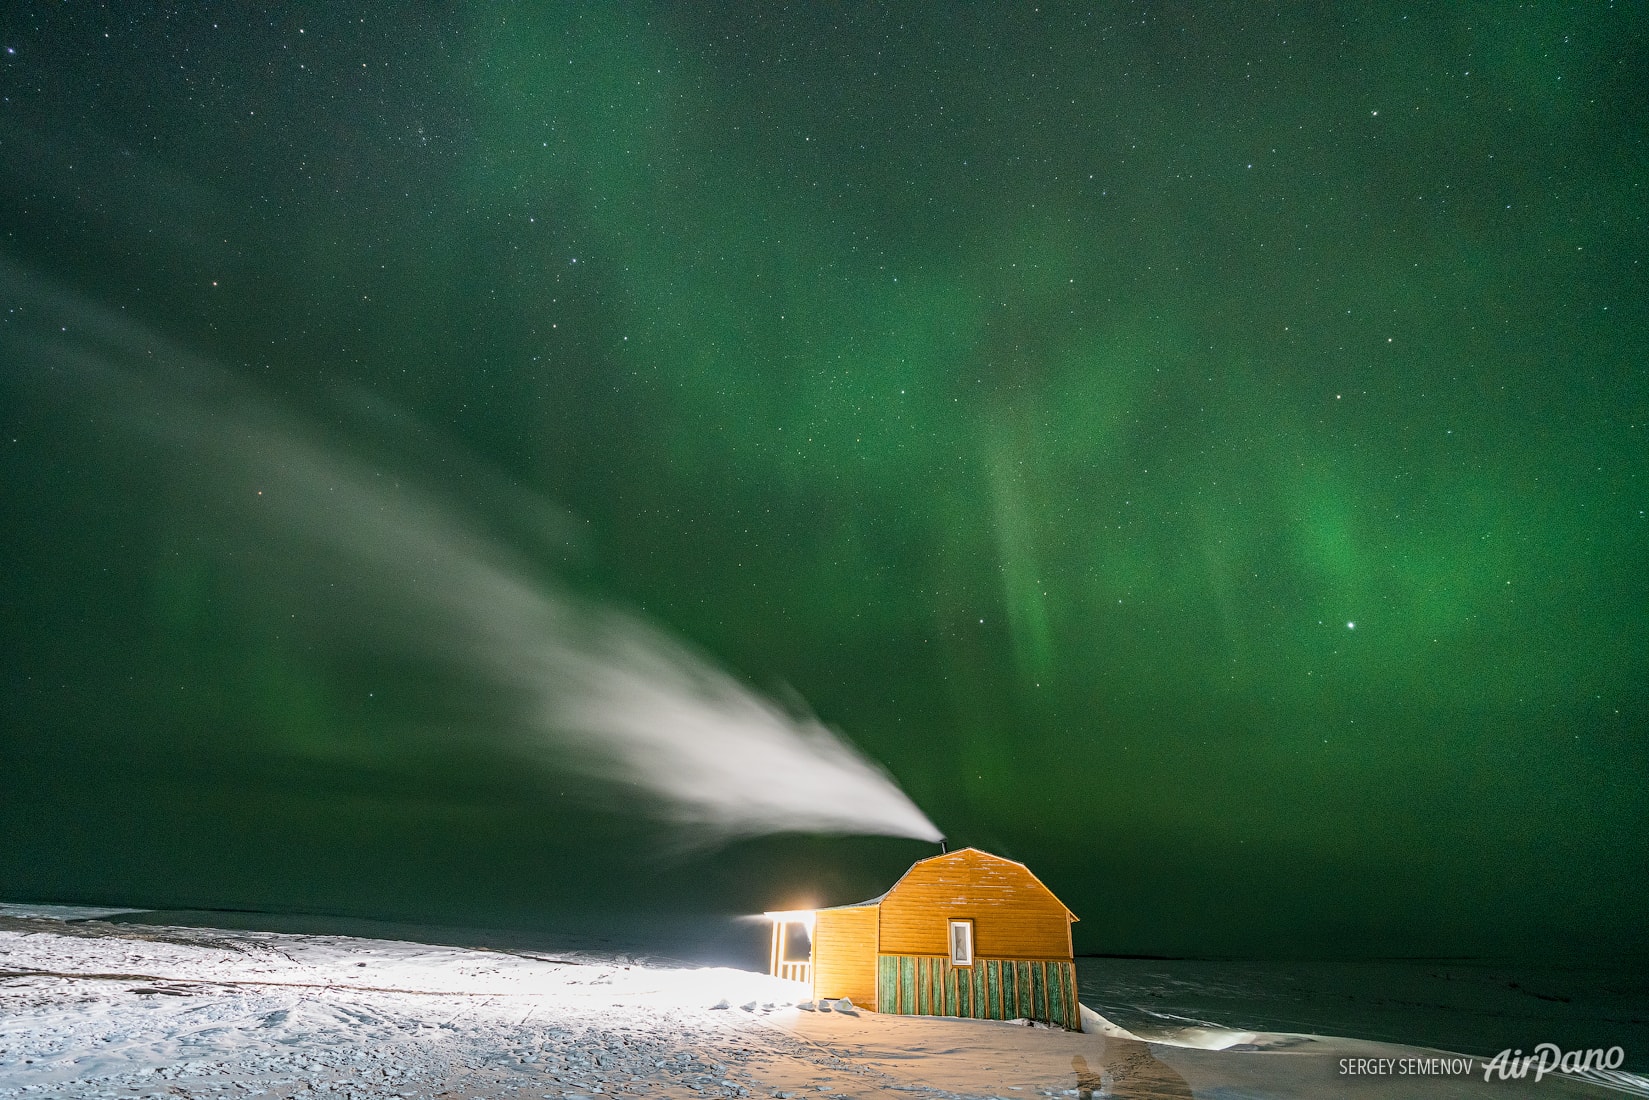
(2, 3, 1645, 959)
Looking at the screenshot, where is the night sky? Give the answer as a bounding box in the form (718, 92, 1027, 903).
(3, 4, 1646, 961)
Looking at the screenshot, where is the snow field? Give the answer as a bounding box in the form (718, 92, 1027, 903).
(0, 916, 861, 1100)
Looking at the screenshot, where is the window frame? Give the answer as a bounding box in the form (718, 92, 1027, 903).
(948, 918, 975, 967)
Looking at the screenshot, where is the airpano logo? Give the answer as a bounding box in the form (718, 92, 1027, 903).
(1482, 1044, 1626, 1083)
(1338, 1045, 1631, 1083)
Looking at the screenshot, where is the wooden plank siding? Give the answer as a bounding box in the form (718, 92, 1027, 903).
(875, 955, 1080, 1029)
(810, 906, 877, 1007)
(877, 848, 1075, 960)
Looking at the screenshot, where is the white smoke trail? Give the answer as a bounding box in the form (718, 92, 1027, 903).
(3, 258, 940, 843)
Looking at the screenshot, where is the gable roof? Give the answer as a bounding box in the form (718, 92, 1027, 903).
(819, 847, 1078, 921)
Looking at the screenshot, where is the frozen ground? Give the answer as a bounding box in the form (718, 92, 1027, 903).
(1075, 956, 1649, 1075)
(0, 907, 818, 1100)
(1, 907, 1644, 1100)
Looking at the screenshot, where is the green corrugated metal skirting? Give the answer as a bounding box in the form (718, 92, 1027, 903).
(874, 955, 1080, 1030)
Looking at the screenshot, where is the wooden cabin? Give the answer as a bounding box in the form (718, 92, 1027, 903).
(769, 848, 1082, 1030)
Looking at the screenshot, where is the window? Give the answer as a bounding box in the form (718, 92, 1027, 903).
(948, 919, 974, 967)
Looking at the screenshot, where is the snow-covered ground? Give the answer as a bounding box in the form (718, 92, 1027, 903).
(0, 907, 822, 1100)
(1, 907, 1642, 1100)
(1073, 955, 1649, 1075)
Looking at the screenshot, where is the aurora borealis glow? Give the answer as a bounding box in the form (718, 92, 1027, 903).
(2, 4, 1645, 959)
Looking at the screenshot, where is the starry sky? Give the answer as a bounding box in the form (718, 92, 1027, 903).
(2, 3, 1646, 960)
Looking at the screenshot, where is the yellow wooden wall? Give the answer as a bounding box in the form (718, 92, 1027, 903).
(877, 849, 1073, 959)
(811, 905, 878, 1006)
